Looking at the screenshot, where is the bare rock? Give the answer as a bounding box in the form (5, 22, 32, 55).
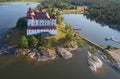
(56, 47, 72, 59)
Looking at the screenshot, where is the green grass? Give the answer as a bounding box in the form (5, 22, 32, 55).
(5, 27, 26, 45)
(61, 6, 87, 14)
(46, 23, 66, 40)
(5, 13, 88, 49)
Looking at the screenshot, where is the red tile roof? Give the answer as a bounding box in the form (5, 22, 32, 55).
(34, 11, 50, 20)
(27, 8, 34, 14)
(27, 8, 56, 20)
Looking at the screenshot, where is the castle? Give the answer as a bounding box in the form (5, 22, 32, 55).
(27, 8, 57, 36)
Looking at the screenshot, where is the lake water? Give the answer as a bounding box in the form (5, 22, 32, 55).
(63, 14, 120, 48)
(0, 3, 120, 79)
(0, 2, 38, 37)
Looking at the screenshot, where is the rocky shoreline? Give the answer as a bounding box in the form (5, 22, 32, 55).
(19, 46, 78, 61)
(1, 35, 120, 73)
(1, 30, 120, 73)
(88, 51, 103, 72)
(97, 49, 120, 72)
(105, 50, 120, 72)
(0, 37, 78, 61)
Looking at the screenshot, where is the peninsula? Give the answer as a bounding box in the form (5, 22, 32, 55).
(2, 6, 86, 61)
(0, 5, 104, 72)
(0, 0, 120, 73)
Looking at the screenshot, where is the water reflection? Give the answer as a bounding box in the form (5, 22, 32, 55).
(63, 14, 120, 48)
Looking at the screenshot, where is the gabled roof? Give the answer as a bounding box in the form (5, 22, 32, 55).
(34, 11, 50, 20)
(27, 8, 56, 20)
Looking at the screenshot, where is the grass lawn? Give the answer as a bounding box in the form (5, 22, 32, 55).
(45, 23, 66, 40)
(62, 6, 87, 14)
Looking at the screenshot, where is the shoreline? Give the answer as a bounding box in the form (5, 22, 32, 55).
(88, 51, 103, 72)
(0, 28, 120, 73)
(0, 2, 120, 73)
(0, 38, 78, 61)
(97, 50, 120, 72)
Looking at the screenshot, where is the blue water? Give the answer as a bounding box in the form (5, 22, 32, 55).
(63, 14, 120, 48)
(0, 3, 120, 79)
(0, 2, 39, 35)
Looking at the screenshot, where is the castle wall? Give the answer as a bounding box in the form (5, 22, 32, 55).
(27, 19, 56, 26)
(27, 29, 57, 35)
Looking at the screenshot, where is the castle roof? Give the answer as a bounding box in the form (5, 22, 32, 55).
(34, 11, 50, 20)
(27, 8, 56, 20)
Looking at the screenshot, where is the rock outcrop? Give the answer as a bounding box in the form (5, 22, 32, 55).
(37, 49, 56, 61)
(56, 47, 72, 59)
(88, 51, 103, 72)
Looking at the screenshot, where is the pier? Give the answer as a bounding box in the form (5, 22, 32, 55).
(76, 32, 105, 51)
(75, 32, 120, 72)
(105, 36, 120, 44)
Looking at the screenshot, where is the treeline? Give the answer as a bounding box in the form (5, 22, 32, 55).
(41, 0, 77, 9)
(41, 0, 103, 9)
(5, 16, 86, 48)
(41, 0, 115, 8)
(41, 0, 120, 30)
(84, 0, 120, 30)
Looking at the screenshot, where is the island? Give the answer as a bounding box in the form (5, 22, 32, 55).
(1, 5, 87, 62)
(0, 0, 120, 74)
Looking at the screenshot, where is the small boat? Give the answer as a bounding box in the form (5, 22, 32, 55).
(105, 37, 111, 40)
(73, 27, 79, 30)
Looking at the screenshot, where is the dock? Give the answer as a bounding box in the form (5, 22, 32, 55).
(76, 32, 120, 72)
(76, 32, 105, 50)
(105, 36, 120, 44)
(73, 27, 80, 30)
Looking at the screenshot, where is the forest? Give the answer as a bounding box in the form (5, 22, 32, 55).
(41, 0, 120, 28)
(84, 0, 120, 30)
(1, 0, 120, 30)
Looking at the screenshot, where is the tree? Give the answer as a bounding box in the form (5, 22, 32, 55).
(19, 36, 28, 48)
(77, 39, 86, 47)
(48, 7, 53, 17)
(65, 33, 74, 41)
(90, 46, 96, 53)
(28, 36, 38, 47)
(49, 37, 57, 47)
(58, 37, 66, 46)
(16, 17, 27, 29)
(4, 34, 10, 41)
(57, 16, 63, 24)
(38, 36, 46, 46)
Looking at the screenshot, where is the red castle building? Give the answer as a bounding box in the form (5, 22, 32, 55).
(27, 8, 57, 35)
